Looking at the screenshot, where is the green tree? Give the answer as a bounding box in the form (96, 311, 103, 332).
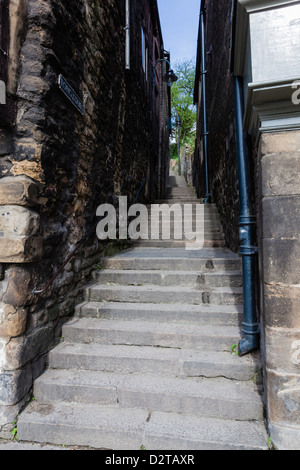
(171, 60, 197, 154)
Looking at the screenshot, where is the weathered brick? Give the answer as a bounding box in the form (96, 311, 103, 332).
(0, 205, 40, 237)
(0, 303, 27, 337)
(1, 267, 32, 307)
(0, 366, 32, 406)
(4, 326, 54, 371)
(0, 176, 40, 206)
(0, 236, 43, 263)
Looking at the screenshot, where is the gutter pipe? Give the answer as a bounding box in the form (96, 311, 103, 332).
(200, 7, 211, 203)
(233, 75, 260, 356)
(125, 0, 130, 70)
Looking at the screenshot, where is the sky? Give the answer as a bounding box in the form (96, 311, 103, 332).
(157, 0, 201, 67)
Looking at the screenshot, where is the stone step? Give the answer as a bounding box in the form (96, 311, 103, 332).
(49, 343, 260, 381)
(62, 318, 242, 351)
(135, 239, 226, 248)
(101, 249, 241, 272)
(139, 229, 224, 241)
(94, 269, 242, 287)
(33, 370, 263, 421)
(88, 284, 243, 305)
(147, 211, 220, 216)
(147, 219, 222, 227)
(17, 402, 268, 450)
(139, 231, 224, 240)
(164, 192, 198, 196)
(147, 224, 223, 232)
(155, 199, 208, 204)
(76, 301, 243, 326)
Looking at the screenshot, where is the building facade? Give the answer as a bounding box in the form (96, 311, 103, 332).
(0, 0, 171, 434)
(194, 0, 300, 450)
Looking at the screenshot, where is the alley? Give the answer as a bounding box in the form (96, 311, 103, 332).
(15, 173, 268, 450)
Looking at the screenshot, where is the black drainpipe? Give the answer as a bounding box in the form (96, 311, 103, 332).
(200, 6, 211, 204)
(233, 75, 260, 356)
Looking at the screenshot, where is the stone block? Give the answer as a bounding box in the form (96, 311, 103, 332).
(0, 236, 43, 263)
(260, 131, 300, 157)
(1, 267, 32, 307)
(0, 205, 40, 237)
(260, 196, 300, 239)
(0, 366, 32, 406)
(266, 368, 300, 428)
(265, 325, 300, 373)
(262, 238, 300, 286)
(0, 176, 40, 206)
(0, 402, 24, 431)
(263, 284, 300, 329)
(269, 422, 300, 451)
(260, 153, 300, 197)
(0, 303, 27, 337)
(0, 130, 14, 156)
(4, 325, 54, 371)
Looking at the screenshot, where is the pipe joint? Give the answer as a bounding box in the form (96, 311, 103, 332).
(240, 245, 258, 256)
(242, 321, 260, 336)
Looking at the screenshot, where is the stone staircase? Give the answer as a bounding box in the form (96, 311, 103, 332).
(17, 173, 269, 450)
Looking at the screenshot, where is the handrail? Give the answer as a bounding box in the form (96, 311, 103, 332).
(32, 178, 147, 295)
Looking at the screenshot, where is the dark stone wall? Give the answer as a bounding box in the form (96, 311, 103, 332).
(0, 0, 167, 431)
(193, 0, 256, 253)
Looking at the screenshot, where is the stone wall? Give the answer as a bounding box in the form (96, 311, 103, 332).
(0, 0, 167, 434)
(193, 0, 300, 450)
(257, 131, 300, 450)
(193, 0, 244, 252)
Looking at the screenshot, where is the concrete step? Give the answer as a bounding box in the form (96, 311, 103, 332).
(139, 231, 224, 240)
(88, 284, 243, 305)
(33, 370, 264, 421)
(164, 191, 198, 196)
(48, 343, 260, 381)
(94, 269, 242, 287)
(101, 248, 241, 272)
(76, 301, 243, 326)
(149, 209, 222, 217)
(147, 224, 223, 233)
(135, 239, 226, 248)
(62, 318, 242, 351)
(155, 199, 208, 204)
(17, 402, 268, 450)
